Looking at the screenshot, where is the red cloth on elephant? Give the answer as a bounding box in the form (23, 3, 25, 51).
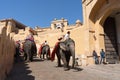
(38, 44, 43, 55)
(39, 43, 51, 56)
(51, 42, 60, 61)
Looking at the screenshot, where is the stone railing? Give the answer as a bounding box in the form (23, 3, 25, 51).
(0, 27, 15, 80)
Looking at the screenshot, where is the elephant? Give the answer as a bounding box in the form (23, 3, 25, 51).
(23, 40, 37, 62)
(40, 44, 50, 60)
(56, 38, 75, 71)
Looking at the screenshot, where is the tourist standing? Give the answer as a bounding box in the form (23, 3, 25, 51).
(92, 50, 99, 64)
(100, 49, 106, 64)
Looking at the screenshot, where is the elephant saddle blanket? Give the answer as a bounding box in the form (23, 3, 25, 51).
(51, 42, 60, 61)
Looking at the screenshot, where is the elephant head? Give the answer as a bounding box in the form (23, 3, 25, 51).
(57, 38, 75, 70)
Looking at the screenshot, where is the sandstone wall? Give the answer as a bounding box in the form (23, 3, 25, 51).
(0, 26, 15, 80)
(33, 26, 84, 56)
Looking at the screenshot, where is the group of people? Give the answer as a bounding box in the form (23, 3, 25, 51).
(92, 49, 106, 64)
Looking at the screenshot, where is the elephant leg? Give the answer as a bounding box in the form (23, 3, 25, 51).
(45, 53, 47, 60)
(43, 53, 45, 59)
(26, 51, 30, 62)
(24, 53, 27, 61)
(62, 58, 69, 71)
(60, 51, 68, 70)
(57, 57, 62, 67)
(56, 53, 62, 67)
(29, 52, 31, 61)
(66, 54, 70, 68)
(30, 52, 33, 62)
(26, 50, 30, 62)
(48, 50, 50, 59)
(62, 58, 67, 68)
(71, 53, 75, 68)
(46, 53, 49, 60)
(46, 53, 48, 60)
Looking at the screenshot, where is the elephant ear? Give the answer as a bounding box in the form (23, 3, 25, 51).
(59, 42, 67, 51)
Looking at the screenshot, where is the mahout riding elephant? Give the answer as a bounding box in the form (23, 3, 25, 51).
(56, 38, 75, 71)
(23, 40, 37, 62)
(40, 44, 50, 60)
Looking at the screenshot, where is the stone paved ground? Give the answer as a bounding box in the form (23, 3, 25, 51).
(6, 57, 120, 80)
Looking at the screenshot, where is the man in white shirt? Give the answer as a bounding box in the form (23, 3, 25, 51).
(64, 31, 70, 40)
(44, 40, 48, 45)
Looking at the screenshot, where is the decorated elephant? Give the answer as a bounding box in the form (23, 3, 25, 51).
(23, 40, 37, 62)
(40, 44, 50, 60)
(56, 38, 75, 70)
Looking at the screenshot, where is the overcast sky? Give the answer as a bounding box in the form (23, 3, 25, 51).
(0, 0, 83, 28)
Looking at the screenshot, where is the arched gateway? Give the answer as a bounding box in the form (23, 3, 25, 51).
(82, 0, 120, 64)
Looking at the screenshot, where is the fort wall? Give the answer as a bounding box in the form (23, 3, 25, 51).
(0, 21, 15, 80)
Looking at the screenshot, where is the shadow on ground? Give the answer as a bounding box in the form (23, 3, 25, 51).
(5, 62, 35, 80)
(72, 66, 83, 72)
(54, 64, 83, 72)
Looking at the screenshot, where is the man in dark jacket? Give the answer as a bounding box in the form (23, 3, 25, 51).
(100, 49, 105, 64)
(93, 50, 99, 64)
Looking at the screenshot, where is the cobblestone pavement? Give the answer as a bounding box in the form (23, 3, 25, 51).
(6, 57, 120, 80)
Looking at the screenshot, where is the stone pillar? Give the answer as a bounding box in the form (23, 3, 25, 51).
(51, 23, 55, 30)
(6, 21, 12, 35)
(0, 24, 15, 80)
(63, 20, 68, 27)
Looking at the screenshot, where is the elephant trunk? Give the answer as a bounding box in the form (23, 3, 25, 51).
(69, 44, 75, 68)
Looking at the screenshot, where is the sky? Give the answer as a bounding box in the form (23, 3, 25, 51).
(0, 0, 83, 28)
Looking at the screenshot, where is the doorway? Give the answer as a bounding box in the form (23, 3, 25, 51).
(103, 17, 118, 64)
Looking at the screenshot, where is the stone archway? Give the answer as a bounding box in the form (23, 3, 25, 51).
(99, 9, 120, 63)
(88, 0, 120, 63)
